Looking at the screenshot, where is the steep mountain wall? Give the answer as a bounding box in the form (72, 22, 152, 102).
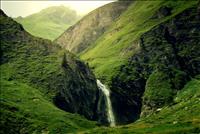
(55, 1, 131, 54)
(110, 4, 200, 124)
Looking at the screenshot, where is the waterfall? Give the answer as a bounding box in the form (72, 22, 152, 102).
(97, 79, 116, 127)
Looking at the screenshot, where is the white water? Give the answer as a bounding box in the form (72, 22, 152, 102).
(97, 79, 116, 127)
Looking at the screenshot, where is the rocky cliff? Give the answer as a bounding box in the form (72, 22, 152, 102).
(55, 1, 131, 54)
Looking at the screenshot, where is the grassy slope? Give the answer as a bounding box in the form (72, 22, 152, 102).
(0, 66, 96, 134)
(1, 10, 82, 99)
(0, 10, 98, 133)
(80, 1, 198, 84)
(15, 6, 81, 40)
(19, 20, 70, 41)
(80, 77, 200, 133)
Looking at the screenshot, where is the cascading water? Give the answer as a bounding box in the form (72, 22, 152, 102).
(97, 79, 116, 127)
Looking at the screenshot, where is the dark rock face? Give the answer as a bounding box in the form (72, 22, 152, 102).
(151, 6, 172, 19)
(54, 55, 100, 120)
(95, 90, 108, 124)
(111, 77, 146, 124)
(110, 5, 200, 124)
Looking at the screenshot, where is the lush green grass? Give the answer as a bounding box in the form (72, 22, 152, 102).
(18, 20, 70, 41)
(1, 10, 100, 133)
(79, 77, 200, 133)
(0, 62, 97, 133)
(15, 6, 81, 40)
(80, 1, 198, 84)
(1, 71, 199, 133)
(0, 12, 81, 99)
(0, 78, 97, 134)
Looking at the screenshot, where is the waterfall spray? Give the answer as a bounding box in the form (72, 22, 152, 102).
(97, 80, 116, 127)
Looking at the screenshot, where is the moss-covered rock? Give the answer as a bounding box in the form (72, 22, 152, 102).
(142, 71, 174, 116)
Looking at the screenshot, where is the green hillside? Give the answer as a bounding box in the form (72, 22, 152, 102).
(15, 6, 81, 40)
(0, 78, 96, 133)
(1, 1, 200, 133)
(0, 9, 98, 133)
(77, 0, 199, 125)
(80, 1, 198, 83)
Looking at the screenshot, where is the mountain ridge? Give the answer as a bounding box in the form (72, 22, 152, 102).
(15, 6, 81, 40)
(55, 1, 131, 54)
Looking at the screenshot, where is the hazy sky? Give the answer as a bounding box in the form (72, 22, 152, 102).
(1, 1, 114, 17)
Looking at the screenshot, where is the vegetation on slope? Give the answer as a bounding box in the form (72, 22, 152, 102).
(0, 78, 96, 134)
(109, 3, 200, 124)
(1, 1, 199, 133)
(80, 1, 198, 84)
(81, 77, 200, 133)
(15, 6, 81, 40)
(0, 9, 100, 133)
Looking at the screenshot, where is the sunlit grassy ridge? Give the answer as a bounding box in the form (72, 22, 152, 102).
(15, 6, 81, 40)
(80, 1, 198, 84)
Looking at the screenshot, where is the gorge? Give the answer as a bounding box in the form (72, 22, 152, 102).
(1, 0, 200, 133)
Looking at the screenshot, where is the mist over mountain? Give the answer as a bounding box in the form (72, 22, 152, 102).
(15, 6, 82, 40)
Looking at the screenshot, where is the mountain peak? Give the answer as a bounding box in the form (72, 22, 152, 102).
(39, 5, 77, 16)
